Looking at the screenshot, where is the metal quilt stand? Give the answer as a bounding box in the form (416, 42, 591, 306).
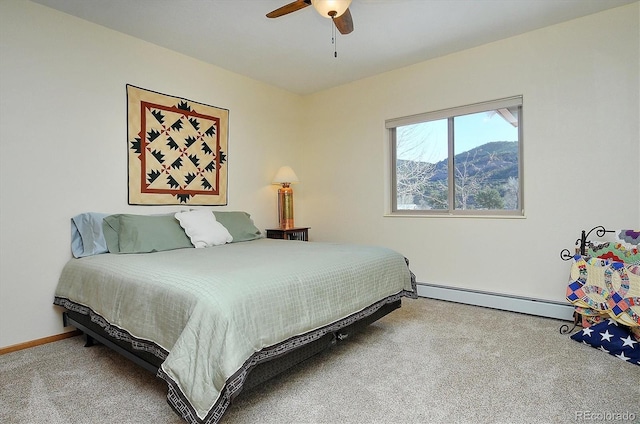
(558, 225, 614, 335)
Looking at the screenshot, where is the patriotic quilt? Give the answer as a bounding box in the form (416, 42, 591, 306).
(570, 319, 640, 365)
(127, 85, 228, 205)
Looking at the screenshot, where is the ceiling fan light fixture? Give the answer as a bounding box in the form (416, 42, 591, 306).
(311, 0, 352, 18)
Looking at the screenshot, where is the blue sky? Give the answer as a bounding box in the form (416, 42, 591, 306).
(397, 111, 518, 162)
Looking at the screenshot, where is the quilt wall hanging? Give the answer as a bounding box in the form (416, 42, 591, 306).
(127, 84, 228, 205)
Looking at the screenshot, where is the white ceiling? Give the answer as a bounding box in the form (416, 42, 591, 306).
(32, 0, 636, 95)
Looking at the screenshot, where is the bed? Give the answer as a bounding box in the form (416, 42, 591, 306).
(54, 211, 417, 424)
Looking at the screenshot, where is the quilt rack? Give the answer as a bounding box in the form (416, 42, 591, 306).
(558, 225, 614, 334)
(559, 225, 614, 261)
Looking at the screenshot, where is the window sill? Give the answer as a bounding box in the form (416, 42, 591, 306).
(384, 212, 526, 219)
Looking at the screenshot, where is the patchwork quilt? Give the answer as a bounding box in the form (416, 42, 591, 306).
(127, 85, 229, 205)
(566, 255, 640, 328)
(587, 229, 640, 265)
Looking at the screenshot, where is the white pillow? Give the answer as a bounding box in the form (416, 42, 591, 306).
(174, 210, 233, 248)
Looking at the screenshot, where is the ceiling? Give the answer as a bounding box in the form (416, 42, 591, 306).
(32, 0, 636, 95)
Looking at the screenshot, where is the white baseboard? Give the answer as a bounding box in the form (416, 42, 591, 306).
(416, 283, 574, 321)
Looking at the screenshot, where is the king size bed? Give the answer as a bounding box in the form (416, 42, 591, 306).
(54, 211, 417, 424)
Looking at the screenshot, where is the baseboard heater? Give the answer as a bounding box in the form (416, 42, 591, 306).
(416, 283, 574, 321)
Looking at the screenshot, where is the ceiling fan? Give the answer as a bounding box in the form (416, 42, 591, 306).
(266, 0, 354, 35)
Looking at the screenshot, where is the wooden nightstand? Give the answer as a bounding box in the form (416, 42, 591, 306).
(265, 227, 310, 241)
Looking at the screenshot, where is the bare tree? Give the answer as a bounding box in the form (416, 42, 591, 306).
(502, 176, 519, 210)
(396, 159, 434, 207)
(454, 150, 486, 209)
(395, 123, 442, 209)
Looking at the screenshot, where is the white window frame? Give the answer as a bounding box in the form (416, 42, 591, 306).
(386, 96, 524, 217)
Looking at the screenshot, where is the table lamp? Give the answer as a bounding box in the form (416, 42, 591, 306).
(272, 166, 299, 229)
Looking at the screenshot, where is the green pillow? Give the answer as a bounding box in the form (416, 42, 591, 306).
(102, 214, 193, 254)
(102, 215, 123, 253)
(212, 211, 262, 242)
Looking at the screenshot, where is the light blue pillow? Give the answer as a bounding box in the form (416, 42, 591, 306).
(71, 212, 109, 258)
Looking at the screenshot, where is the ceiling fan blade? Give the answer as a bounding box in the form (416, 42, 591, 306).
(333, 8, 354, 34)
(266, 0, 311, 18)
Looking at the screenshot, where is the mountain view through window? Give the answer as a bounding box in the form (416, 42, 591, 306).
(393, 101, 521, 214)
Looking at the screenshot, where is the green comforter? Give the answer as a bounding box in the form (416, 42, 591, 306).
(54, 239, 416, 423)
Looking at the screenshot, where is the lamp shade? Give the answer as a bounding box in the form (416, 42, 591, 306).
(272, 166, 300, 184)
(311, 0, 352, 18)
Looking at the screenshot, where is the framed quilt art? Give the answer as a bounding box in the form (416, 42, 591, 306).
(127, 85, 228, 205)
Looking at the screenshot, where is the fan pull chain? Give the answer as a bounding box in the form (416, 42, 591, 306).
(331, 18, 337, 58)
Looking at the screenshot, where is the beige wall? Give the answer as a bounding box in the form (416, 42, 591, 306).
(0, 1, 303, 348)
(300, 4, 639, 300)
(1, 1, 638, 349)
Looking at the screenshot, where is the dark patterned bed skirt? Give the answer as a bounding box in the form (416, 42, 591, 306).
(54, 290, 413, 424)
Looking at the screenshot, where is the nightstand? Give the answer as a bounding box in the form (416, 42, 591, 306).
(265, 227, 310, 241)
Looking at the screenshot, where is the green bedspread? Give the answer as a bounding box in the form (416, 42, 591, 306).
(54, 239, 416, 424)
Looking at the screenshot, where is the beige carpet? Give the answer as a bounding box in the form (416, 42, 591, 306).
(1, 298, 639, 424)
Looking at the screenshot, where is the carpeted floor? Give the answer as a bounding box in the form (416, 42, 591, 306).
(1, 297, 639, 424)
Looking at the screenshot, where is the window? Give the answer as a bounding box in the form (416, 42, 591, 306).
(386, 96, 523, 216)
